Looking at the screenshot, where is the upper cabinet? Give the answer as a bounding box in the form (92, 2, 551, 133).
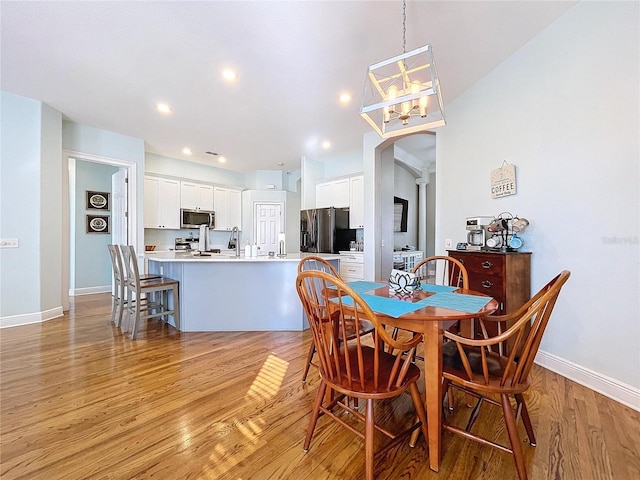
(316, 178, 350, 209)
(180, 181, 214, 211)
(349, 175, 364, 229)
(144, 176, 180, 229)
(213, 186, 242, 231)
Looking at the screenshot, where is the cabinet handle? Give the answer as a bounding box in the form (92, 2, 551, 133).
(481, 280, 493, 289)
(481, 261, 493, 269)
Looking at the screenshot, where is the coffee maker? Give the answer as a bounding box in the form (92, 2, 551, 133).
(466, 216, 493, 251)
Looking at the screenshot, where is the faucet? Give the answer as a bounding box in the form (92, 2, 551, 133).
(228, 226, 240, 256)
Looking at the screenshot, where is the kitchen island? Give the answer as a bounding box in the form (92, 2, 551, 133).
(147, 252, 340, 332)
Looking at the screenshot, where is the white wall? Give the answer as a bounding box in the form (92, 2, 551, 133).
(437, 2, 639, 403)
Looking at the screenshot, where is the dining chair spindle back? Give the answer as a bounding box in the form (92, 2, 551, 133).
(296, 269, 429, 480)
(441, 270, 570, 480)
(297, 256, 374, 383)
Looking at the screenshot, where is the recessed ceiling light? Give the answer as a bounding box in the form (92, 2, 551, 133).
(339, 93, 352, 104)
(182, 147, 192, 155)
(156, 103, 173, 114)
(222, 69, 237, 81)
(322, 141, 331, 149)
(277, 162, 285, 166)
(218, 156, 227, 164)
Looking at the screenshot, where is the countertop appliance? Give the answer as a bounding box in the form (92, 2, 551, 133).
(181, 208, 215, 229)
(174, 237, 192, 251)
(300, 207, 356, 253)
(466, 216, 493, 251)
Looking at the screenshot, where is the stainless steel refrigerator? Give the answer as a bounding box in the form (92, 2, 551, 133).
(300, 207, 356, 253)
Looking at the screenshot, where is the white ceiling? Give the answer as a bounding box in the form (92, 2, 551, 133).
(0, 1, 576, 173)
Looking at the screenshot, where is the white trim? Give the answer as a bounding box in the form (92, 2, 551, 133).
(536, 349, 640, 412)
(0, 306, 64, 328)
(70, 286, 112, 296)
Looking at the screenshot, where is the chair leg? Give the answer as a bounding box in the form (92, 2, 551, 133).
(110, 294, 118, 324)
(365, 398, 375, 480)
(501, 394, 528, 480)
(301, 342, 316, 383)
(131, 291, 141, 340)
(304, 381, 327, 452)
(515, 393, 536, 446)
(172, 284, 180, 331)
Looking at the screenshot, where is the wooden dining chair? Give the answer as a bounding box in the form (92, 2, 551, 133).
(296, 269, 429, 480)
(392, 255, 470, 360)
(297, 256, 374, 383)
(120, 245, 180, 340)
(411, 255, 469, 290)
(107, 244, 127, 327)
(441, 270, 570, 480)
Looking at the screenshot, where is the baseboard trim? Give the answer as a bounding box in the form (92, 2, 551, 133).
(0, 306, 64, 329)
(535, 349, 640, 412)
(70, 286, 111, 296)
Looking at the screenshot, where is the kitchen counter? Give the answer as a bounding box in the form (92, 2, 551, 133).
(147, 252, 340, 332)
(146, 251, 340, 263)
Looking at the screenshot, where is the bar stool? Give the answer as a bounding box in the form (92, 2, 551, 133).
(120, 245, 180, 339)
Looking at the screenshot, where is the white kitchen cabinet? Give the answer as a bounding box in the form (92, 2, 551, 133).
(339, 251, 364, 281)
(349, 175, 364, 228)
(316, 178, 350, 209)
(213, 186, 242, 231)
(144, 176, 180, 229)
(180, 181, 214, 211)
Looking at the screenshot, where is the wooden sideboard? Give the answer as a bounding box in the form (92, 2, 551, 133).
(448, 249, 532, 352)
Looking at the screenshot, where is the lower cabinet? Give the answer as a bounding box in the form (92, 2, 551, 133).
(339, 251, 364, 281)
(448, 250, 531, 353)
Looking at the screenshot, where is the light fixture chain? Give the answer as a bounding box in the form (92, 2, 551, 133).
(402, 0, 407, 54)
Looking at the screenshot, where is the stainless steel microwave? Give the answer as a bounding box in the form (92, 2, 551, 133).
(181, 208, 215, 229)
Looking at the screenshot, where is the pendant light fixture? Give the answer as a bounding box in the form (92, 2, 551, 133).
(360, 0, 446, 138)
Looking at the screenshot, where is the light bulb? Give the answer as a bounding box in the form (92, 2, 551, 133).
(383, 106, 390, 123)
(419, 95, 428, 117)
(387, 85, 398, 114)
(411, 81, 421, 109)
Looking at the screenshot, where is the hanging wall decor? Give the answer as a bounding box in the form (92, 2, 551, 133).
(86, 190, 110, 210)
(86, 215, 110, 234)
(490, 161, 517, 198)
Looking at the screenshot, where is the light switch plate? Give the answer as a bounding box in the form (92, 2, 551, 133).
(444, 238, 452, 248)
(0, 238, 19, 248)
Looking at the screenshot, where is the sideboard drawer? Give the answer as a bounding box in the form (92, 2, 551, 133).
(450, 251, 504, 277)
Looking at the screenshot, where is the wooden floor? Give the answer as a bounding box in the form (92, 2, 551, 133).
(1, 294, 639, 480)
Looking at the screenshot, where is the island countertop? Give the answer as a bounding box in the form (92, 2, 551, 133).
(146, 251, 341, 263)
(146, 251, 340, 332)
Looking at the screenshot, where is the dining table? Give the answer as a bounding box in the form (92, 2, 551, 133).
(341, 280, 499, 472)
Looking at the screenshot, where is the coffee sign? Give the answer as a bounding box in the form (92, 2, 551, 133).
(490, 163, 517, 198)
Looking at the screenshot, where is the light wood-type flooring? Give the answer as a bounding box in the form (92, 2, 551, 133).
(1, 293, 639, 479)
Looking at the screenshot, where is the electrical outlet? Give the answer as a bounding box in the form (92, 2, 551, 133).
(444, 238, 453, 248)
(0, 238, 19, 248)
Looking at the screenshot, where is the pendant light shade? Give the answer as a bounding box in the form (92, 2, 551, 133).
(360, 44, 446, 139)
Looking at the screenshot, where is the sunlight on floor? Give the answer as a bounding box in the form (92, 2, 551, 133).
(246, 353, 289, 401)
(200, 353, 290, 478)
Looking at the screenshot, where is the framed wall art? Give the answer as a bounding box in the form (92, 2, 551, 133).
(86, 215, 110, 234)
(86, 190, 110, 210)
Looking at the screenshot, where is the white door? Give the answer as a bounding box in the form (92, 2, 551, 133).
(112, 169, 128, 245)
(255, 203, 282, 255)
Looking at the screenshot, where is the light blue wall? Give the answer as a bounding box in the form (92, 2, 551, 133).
(63, 121, 145, 253)
(0, 92, 44, 316)
(0, 92, 62, 319)
(437, 2, 639, 389)
(75, 161, 118, 289)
